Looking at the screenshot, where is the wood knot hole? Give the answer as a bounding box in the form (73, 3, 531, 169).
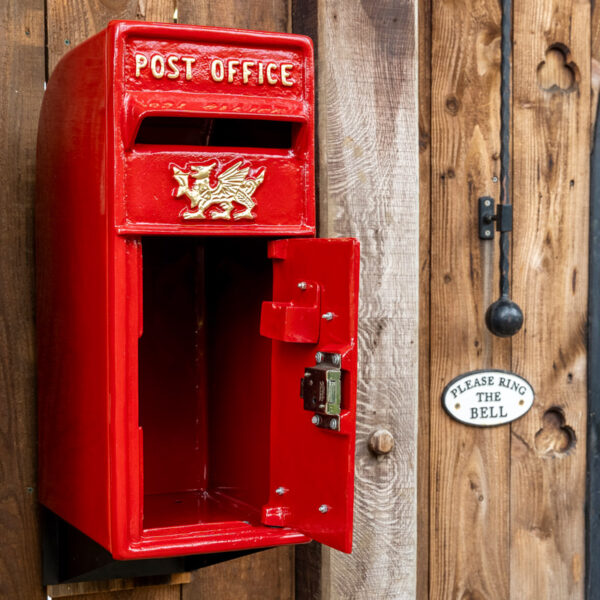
(536, 44, 579, 93)
(534, 407, 575, 456)
(445, 95, 460, 115)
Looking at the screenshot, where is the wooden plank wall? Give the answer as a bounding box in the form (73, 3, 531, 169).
(1, 1, 294, 599)
(4, 0, 592, 597)
(421, 0, 591, 599)
(0, 0, 420, 598)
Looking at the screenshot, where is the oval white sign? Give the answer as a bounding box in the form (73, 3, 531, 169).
(442, 370, 534, 427)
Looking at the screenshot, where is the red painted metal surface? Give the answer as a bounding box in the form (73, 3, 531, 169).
(37, 20, 357, 560)
(261, 239, 360, 552)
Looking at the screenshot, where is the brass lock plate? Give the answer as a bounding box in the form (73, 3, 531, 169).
(300, 352, 342, 431)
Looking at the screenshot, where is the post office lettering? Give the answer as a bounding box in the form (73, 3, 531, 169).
(135, 53, 295, 87)
(135, 53, 195, 80)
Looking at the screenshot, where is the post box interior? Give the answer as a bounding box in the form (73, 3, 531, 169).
(138, 236, 273, 532)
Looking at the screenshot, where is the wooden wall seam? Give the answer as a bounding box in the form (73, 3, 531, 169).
(417, 0, 432, 596)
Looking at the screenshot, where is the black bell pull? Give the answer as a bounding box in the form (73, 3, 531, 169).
(479, 0, 523, 338)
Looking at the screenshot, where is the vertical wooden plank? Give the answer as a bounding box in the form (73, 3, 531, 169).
(0, 1, 45, 598)
(47, 1, 177, 75)
(173, 2, 295, 598)
(429, 1, 512, 598)
(45, 3, 179, 599)
(178, 0, 288, 33)
(511, 1, 590, 598)
(47, 1, 136, 74)
(137, 1, 178, 24)
(295, 0, 419, 597)
(417, 0, 432, 597)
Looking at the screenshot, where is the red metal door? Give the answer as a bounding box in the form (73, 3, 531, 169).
(260, 237, 359, 552)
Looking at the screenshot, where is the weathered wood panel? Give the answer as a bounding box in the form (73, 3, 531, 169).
(510, 1, 590, 598)
(0, 1, 46, 599)
(429, 0, 512, 597)
(294, 0, 420, 597)
(179, 0, 288, 33)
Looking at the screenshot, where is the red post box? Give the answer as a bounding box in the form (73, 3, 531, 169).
(37, 21, 359, 561)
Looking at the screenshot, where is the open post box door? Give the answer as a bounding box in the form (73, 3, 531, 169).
(260, 238, 360, 552)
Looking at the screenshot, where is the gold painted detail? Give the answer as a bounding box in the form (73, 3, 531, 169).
(172, 161, 265, 221)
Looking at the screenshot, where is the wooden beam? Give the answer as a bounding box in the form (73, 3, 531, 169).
(46, 573, 190, 598)
(294, 0, 420, 597)
(510, 1, 590, 597)
(0, 1, 45, 598)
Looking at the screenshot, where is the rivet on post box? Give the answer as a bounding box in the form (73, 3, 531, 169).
(36, 21, 359, 567)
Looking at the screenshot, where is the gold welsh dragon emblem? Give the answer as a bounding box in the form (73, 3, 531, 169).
(171, 161, 265, 220)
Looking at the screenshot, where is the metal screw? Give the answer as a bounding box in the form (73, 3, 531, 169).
(312, 415, 322, 425)
(492, 176, 498, 183)
(484, 230, 492, 237)
(332, 354, 341, 367)
(484, 199, 491, 207)
(315, 352, 323, 363)
(276, 487, 286, 495)
(329, 418, 338, 430)
(298, 281, 308, 290)
(319, 504, 329, 514)
(322, 312, 334, 320)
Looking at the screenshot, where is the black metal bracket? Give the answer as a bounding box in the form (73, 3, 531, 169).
(42, 508, 267, 584)
(478, 196, 513, 239)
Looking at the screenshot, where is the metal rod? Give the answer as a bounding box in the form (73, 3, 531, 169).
(499, 0, 511, 298)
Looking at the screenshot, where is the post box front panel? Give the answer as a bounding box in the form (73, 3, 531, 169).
(121, 148, 311, 234)
(110, 23, 314, 235)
